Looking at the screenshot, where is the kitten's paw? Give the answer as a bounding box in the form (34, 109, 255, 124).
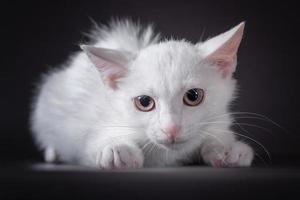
(97, 143, 144, 170)
(202, 141, 254, 167)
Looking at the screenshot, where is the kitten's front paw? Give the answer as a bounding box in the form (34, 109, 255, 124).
(202, 141, 254, 167)
(97, 143, 144, 170)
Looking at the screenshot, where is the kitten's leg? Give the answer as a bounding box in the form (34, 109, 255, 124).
(200, 130, 254, 167)
(44, 147, 56, 163)
(85, 138, 144, 170)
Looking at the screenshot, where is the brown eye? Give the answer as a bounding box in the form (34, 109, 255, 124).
(183, 88, 204, 106)
(134, 95, 155, 112)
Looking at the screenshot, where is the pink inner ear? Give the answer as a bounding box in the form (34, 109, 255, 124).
(96, 59, 126, 90)
(209, 54, 237, 78)
(84, 46, 127, 90)
(207, 37, 240, 78)
(205, 23, 244, 78)
(104, 69, 123, 90)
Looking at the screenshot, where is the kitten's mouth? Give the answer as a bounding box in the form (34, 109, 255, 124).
(156, 139, 187, 149)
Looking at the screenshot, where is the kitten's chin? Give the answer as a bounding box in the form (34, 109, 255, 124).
(155, 140, 188, 151)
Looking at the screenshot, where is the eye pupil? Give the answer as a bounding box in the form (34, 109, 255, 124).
(183, 88, 204, 106)
(134, 95, 155, 112)
(187, 89, 198, 101)
(139, 96, 151, 107)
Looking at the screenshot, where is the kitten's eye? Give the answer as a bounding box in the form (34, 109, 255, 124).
(134, 95, 155, 112)
(183, 88, 204, 106)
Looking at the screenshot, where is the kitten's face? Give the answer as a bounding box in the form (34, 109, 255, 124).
(116, 41, 236, 150)
(83, 22, 243, 151)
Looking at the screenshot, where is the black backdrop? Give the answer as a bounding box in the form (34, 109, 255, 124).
(1, 0, 299, 164)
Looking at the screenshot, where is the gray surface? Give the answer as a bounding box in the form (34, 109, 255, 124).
(1, 163, 300, 199)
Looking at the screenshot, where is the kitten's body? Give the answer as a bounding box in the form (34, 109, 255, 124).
(31, 20, 253, 168)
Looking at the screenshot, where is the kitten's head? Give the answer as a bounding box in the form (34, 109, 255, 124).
(82, 22, 244, 151)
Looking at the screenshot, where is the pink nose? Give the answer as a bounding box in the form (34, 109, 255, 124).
(163, 124, 181, 142)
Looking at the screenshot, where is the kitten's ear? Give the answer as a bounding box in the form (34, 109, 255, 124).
(81, 45, 132, 90)
(198, 22, 245, 78)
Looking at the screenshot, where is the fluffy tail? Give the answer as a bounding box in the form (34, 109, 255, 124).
(86, 18, 160, 53)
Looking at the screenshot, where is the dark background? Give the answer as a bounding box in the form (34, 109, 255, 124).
(1, 0, 299, 165)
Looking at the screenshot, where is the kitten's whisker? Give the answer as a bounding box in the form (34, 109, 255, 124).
(146, 143, 156, 159)
(149, 143, 156, 156)
(229, 112, 282, 128)
(233, 122, 273, 134)
(195, 120, 273, 135)
(213, 148, 229, 166)
(198, 129, 225, 147)
(192, 126, 270, 165)
(231, 118, 256, 139)
(209, 128, 272, 163)
(184, 126, 208, 137)
(198, 130, 230, 166)
(141, 140, 152, 151)
(199, 27, 206, 42)
(89, 131, 141, 148)
(254, 152, 269, 166)
(153, 145, 160, 161)
(195, 134, 205, 164)
(144, 143, 155, 157)
(205, 111, 286, 132)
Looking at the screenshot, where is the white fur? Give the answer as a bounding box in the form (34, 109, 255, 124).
(31, 19, 254, 168)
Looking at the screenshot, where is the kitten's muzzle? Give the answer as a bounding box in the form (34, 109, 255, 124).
(161, 124, 181, 144)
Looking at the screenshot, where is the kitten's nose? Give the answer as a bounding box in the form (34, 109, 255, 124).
(163, 124, 181, 143)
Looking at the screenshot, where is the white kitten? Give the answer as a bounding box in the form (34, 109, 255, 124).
(31, 19, 254, 169)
